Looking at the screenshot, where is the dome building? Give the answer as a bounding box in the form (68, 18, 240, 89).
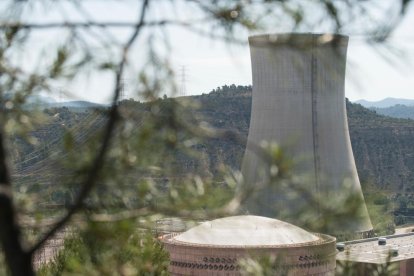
(161, 215, 336, 275)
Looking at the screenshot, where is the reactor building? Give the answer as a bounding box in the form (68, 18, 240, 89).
(162, 215, 336, 275)
(241, 33, 373, 238)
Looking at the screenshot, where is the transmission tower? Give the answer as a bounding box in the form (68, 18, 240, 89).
(179, 65, 187, 96)
(59, 88, 64, 102)
(119, 78, 126, 101)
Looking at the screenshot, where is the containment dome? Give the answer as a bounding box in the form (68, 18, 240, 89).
(174, 215, 319, 246)
(162, 215, 337, 275)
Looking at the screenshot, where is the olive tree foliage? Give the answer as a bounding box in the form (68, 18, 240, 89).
(0, 0, 412, 275)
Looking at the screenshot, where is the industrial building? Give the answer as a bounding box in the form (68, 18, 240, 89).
(159, 33, 414, 275)
(241, 33, 373, 238)
(161, 215, 336, 275)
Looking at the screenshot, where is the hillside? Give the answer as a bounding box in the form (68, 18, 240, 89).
(192, 90, 414, 193)
(187, 88, 414, 193)
(12, 85, 414, 199)
(347, 102, 414, 192)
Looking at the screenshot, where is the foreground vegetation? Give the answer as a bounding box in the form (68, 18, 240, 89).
(1, 0, 412, 274)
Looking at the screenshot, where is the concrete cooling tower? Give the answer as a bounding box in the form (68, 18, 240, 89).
(242, 33, 373, 238)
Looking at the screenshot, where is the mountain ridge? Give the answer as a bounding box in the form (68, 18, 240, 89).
(355, 97, 414, 108)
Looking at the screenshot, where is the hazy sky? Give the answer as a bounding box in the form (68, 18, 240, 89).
(3, 0, 414, 103)
(168, 3, 414, 103)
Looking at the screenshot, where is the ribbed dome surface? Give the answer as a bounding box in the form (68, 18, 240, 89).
(173, 215, 319, 246)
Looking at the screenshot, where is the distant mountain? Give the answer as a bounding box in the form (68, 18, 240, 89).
(49, 101, 104, 109)
(4, 93, 56, 108)
(17, 94, 103, 111)
(372, 105, 414, 120)
(355, 98, 414, 108)
(26, 94, 57, 105)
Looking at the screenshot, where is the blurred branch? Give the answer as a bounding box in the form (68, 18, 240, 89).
(0, 20, 193, 29)
(0, 130, 34, 275)
(20, 208, 151, 226)
(175, 123, 278, 215)
(89, 208, 151, 222)
(28, 0, 151, 255)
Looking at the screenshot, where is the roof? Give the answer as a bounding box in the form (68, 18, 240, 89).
(336, 232, 414, 264)
(172, 215, 320, 247)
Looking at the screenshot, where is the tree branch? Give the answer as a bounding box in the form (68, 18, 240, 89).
(0, 20, 191, 29)
(28, 0, 151, 255)
(0, 130, 34, 275)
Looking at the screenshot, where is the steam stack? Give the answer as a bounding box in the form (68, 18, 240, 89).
(242, 33, 373, 237)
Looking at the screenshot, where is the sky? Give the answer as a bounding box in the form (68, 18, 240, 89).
(167, 2, 414, 103)
(2, 0, 414, 103)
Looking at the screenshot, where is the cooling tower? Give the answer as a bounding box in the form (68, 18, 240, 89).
(242, 33, 373, 238)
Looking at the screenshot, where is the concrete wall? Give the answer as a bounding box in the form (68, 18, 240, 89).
(400, 259, 414, 276)
(242, 33, 372, 236)
(163, 233, 336, 276)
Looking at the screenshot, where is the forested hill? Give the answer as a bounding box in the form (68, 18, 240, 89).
(191, 86, 414, 192)
(12, 84, 414, 194)
(347, 101, 414, 191)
